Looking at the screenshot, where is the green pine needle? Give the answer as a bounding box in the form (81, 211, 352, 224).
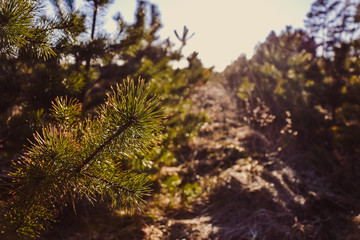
(1, 78, 164, 239)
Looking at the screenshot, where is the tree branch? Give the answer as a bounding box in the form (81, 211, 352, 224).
(75, 115, 137, 173)
(82, 172, 137, 195)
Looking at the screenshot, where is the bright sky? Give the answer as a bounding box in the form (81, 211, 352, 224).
(98, 0, 314, 71)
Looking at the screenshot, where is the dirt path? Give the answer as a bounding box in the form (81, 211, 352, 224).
(143, 77, 360, 240)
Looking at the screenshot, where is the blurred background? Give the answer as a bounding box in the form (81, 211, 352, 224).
(48, 0, 314, 71)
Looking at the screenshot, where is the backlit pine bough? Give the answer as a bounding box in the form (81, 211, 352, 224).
(0, 78, 164, 239)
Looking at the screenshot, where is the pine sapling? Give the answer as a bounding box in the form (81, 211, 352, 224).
(0, 78, 164, 239)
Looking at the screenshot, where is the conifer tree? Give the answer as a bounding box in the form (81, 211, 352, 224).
(238, 27, 318, 133)
(0, 0, 213, 238)
(233, 1, 360, 188)
(0, 78, 164, 239)
(0, 2, 167, 238)
(0, 0, 85, 60)
(305, 0, 360, 54)
(0, 0, 86, 159)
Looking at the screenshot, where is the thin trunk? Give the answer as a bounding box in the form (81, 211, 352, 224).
(86, 1, 98, 70)
(90, 2, 98, 41)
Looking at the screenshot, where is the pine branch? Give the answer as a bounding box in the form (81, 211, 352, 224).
(82, 172, 137, 195)
(75, 115, 137, 173)
(0, 78, 163, 239)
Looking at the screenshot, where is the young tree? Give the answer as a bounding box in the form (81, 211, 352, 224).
(0, 1, 166, 239)
(0, 0, 53, 59)
(84, 0, 112, 69)
(305, 0, 360, 55)
(0, 0, 86, 159)
(0, 79, 164, 239)
(239, 27, 317, 127)
(0, 0, 212, 238)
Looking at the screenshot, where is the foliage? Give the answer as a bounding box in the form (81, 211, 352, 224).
(0, 0, 85, 59)
(0, 0, 212, 238)
(305, 0, 360, 54)
(235, 27, 318, 139)
(181, 182, 201, 202)
(2, 0, 360, 238)
(0, 79, 164, 239)
(162, 175, 181, 194)
(234, 20, 360, 189)
(0, 0, 88, 159)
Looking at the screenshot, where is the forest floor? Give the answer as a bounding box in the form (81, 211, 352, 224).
(141, 76, 360, 240)
(41, 76, 360, 240)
